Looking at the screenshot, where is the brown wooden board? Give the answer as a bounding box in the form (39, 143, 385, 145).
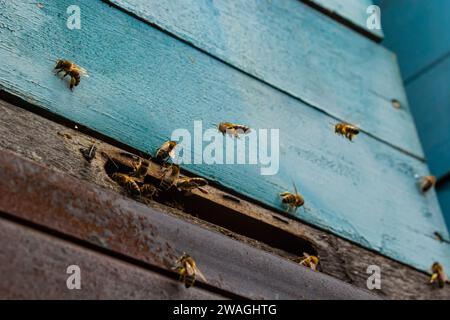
(0, 217, 226, 299)
(0, 98, 448, 299)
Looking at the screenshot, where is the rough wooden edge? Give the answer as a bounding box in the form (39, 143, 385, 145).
(0, 98, 448, 299)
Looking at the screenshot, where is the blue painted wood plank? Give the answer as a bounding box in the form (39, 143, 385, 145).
(376, 0, 450, 81)
(406, 55, 450, 179)
(0, 0, 448, 274)
(108, 0, 423, 158)
(303, 0, 384, 39)
(438, 182, 450, 230)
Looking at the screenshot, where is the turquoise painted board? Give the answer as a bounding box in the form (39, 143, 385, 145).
(109, 0, 423, 158)
(406, 56, 450, 179)
(376, 0, 450, 81)
(0, 0, 448, 274)
(303, 0, 384, 39)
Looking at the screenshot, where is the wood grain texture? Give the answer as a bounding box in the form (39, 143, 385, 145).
(302, 0, 384, 40)
(107, 0, 420, 156)
(1, 99, 449, 299)
(0, 0, 446, 274)
(406, 55, 450, 179)
(0, 218, 226, 299)
(376, 0, 450, 81)
(0, 149, 379, 300)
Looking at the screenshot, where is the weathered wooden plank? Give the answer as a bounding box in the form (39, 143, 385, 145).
(406, 55, 450, 179)
(0, 218, 226, 299)
(0, 148, 378, 299)
(376, 0, 450, 81)
(0, 98, 449, 299)
(0, 0, 445, 274)
(302, 0, 383, 40)
(105, 0, 419, 156)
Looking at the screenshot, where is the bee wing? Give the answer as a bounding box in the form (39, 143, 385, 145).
(292, 181, 298, 194)
(195, 267, 207, 282)
(185, 262, 196, 276)
(77, 66, 89, 77)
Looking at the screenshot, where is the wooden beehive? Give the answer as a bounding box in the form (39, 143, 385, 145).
(0, 0, 449, 299)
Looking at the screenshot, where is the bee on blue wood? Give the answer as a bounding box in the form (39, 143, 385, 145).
(155, 140, 177, 163)
(216, 122, 251, 138)
(280, 182, 304, 213)
(173, 253, 207, 288)
(430, 262, 447, 288)
(54, 59, 88, 91)
(334, 122, 359, 141)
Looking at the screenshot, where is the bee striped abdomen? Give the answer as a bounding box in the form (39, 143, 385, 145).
(112, 173, 141, 196)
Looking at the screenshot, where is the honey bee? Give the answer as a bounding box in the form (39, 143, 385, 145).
(299, 253, 319, 271)
(430, 262, 447, 288)
(140, 184, 158, 199)
(335, 122, 359, 141)
(54, 59, 88, 91)
(176, 177, 209, 194)
(111, 172, 140, 196)
(159, 164, 180, 191)
(131, 158, 150, 181)
(217, 122, 251, 138)
(280, 183, 304, 213)
(419, 175, 436, 194)
(173, 253, 207, 288)
(155, 141, 177, 163)
(79, 144, 96, 162)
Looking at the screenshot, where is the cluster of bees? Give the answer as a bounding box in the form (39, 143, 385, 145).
(56, 60, 444, 288)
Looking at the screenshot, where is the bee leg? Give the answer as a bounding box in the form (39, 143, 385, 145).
(70, 76, 76, 91)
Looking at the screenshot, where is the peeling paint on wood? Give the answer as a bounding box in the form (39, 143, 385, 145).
(0, 0, 447, 275)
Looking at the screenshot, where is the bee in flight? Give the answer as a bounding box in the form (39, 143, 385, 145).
(54, 59, 88, 91)
(299, 253, 319, 271)
(419, 175, 436, 194)
(430, 262, 447, 288)
(176, 177, 209, 194)
(159, 164, 180, 191)
(155, 140, 177, 163)
(280, 182, 304, 213)
(334, 122, 359, 141)
(217, 122, 251, 138)
(111, 172, 141, 197)
(173, 253, 207, 288)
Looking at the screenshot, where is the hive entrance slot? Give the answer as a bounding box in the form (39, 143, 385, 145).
(104, 156, 318, 262)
